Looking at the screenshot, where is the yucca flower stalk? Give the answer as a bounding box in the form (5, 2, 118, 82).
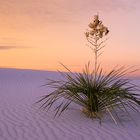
(85, 14, 109, 81)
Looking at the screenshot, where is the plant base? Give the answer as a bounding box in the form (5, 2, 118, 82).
(81, 108, 104, 119)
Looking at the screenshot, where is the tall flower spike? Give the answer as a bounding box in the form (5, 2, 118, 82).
(85, 14, 109, 84)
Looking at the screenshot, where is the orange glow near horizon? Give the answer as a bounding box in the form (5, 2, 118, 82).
(0, 0, 140, 76)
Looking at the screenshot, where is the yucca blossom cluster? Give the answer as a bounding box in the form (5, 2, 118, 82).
(85, 15, 109, 39)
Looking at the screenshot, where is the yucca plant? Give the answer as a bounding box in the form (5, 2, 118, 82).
(36, 15, 140, 124)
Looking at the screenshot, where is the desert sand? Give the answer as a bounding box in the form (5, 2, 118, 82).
(0, 68, 140, 140)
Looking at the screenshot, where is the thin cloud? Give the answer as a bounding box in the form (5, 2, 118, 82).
(0, 45, 28, 50)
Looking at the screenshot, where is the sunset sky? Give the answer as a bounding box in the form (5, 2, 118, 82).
(0, 0, 140, 75)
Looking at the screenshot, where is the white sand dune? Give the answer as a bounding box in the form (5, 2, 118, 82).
(0, 68, 140, 140)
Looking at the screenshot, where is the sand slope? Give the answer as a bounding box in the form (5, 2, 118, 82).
(0, 68, 140, 140)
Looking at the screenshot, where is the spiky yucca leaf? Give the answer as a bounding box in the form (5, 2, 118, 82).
(36, 65, 140, 124)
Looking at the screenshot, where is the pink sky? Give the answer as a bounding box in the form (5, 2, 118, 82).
(0, 0, 140, 75)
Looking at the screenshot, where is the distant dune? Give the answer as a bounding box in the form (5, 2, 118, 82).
(0, 68, 140, 140)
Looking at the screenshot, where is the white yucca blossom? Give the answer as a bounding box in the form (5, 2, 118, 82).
(85, 32, 89, 37)
(90, 30, 95, 35)
(94, 15, 98, 20)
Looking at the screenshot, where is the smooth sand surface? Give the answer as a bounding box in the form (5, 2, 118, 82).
(0, 68, 140, 140)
